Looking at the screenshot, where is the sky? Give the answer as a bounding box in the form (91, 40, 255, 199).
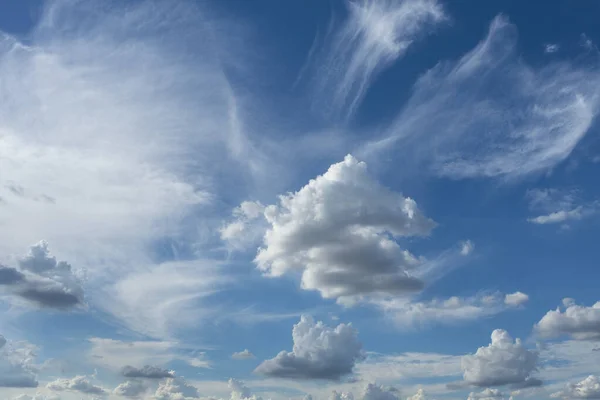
(0, 0, 600, 399)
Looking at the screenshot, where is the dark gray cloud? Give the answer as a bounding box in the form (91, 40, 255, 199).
(122, 365, 175, 379)
(0, 241, 84, 309)
(0, 266, 25, 285)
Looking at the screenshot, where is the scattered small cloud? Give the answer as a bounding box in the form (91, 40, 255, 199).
(231, 350, 255, 360)
(544, 44, 560, 54)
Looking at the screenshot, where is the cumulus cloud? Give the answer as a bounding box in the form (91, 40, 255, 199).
(229, 378, 263, 400)
(551, 375, 600, 399)
(220, 201, 267, 251)
(462, 329, 539, 387)
(362, 15, 600, 180)
(407, 389, 428, 400)
(255, 315, 364, 380)
(231, 350, 255, 360)
(113, 380, 148, 398)
(0, 241, 84, 309)
(254, 154, 436, 304)
(375, 292, 528, 329)
(467, 388, 506, 400)
(46, 375, 106, 395)
(122, 365, 175, 379)
(361, 383, 400, 400)
(154, 378, 200, 400)
(306, 0, 447, 120)
(331, 391, 355, 400)
(0, 335, 38, 388)
(535, 299, 600, 340)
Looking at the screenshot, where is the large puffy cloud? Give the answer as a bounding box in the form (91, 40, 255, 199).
(250, 154, 436, 304)
(551, 375, 600, 399)
(462, 329, 540, 387)
(0, 241, 83, 309)
(306, 0, 447, 120)
(154, 378, 200, 400)
(535, 299, 600, 340)
(255, 315, 364, 380)
(113, 379, 148, 398)
(46, 375, 106, 395)
(362, 15, 600, 180)
(0, 335, 38, 388)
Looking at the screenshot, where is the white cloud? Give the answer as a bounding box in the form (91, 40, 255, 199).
(255, 315, 364, 380)
(525, 188, 597, 225)
(406, 389, 426, 400)
(462, 329, 540, 387)
(0, 335, 38, 388)
(113, 380, 148, 398)
(535, 299, 600, 340)
(552, 376, 600, 399)
(306, 0, 447, 120)
(99, 260, 230, 339)
(0, 0, 268, 339)
(220, 201, 266, 251)
(362, 15, 600, 180)
(356, 351, 462, 382)
(504, 292, 529, 307)
(375, 292, 528, 329)
(229, 378, 263, 400)
(155, 378, 200, 400)
(0, 241, 84, 309)
(545, 44, 560, 54)
(360, 383, 400, 400)
(528, 208, 585, 225)
(11, 395, 59, 400)
(231, 350, 255, 360)
(460, 241, 475, 256)
(467, 388, 505, 400)
(87, 338, 209, 372)
(46, 375, 106, 396)
(254, 154, 435, 304)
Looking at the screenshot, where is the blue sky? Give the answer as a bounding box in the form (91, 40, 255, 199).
(0, 0, 600, 399)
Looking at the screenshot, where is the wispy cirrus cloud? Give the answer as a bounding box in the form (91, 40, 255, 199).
(361, 15, 600, 180)
(526, 188, 598, 225)
(303, 0, 447, 121)
(0, 0, 279, 341)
